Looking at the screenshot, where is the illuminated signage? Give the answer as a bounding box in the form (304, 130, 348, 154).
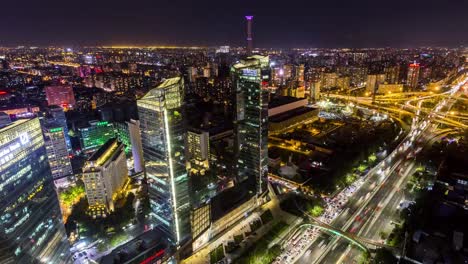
(97, 121, 109, 126)
(0, 132, 30, 164)
(140, 249, 165, 264)
(49, 127, 63, 133)
(242, 69, 257, 77)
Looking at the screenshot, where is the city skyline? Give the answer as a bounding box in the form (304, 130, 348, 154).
(0, 7, 467, 263)
(2, 0, 468, 48)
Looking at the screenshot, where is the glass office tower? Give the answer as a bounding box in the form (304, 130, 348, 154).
(232, 55, 269, 195)
(0, 118, 69, 263)
(137, 77, 190, 245)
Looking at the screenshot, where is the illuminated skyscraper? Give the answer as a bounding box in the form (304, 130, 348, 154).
(232, 55, 269, 195)
(407, 62, 420, 89)
(0, 118, 69, 263)
(44, 126, 73, 179)
(137, 77, 190, 245)
(44, 105, 72, 152)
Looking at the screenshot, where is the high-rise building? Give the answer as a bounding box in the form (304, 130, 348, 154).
(127, 119, 144, 174)
(366, 74, 386, 94)
(113, 121, 132, 154)
(407, 62, 420, 89)
(309, 81, 321, 103)
(245, 16, 253, 55)
(82, 138, 128, 218)
(44, 105, 72, 152)
(321, 72, 339, 89)
(296, 64, 305, 83)
(187, 129, 210, 173)
(348, 66, 368, 87)
(283, 64, 294, 80)
(137, 77, 190, 245)
(0, 118, 69, 263)
(44, 126, 73, 179)
(79, 120, 115, 154)
(336, 76, 350, 91)
(232, 55, 269, 195)
(45, 85, 76, 110)
(384, 65, 400, 84)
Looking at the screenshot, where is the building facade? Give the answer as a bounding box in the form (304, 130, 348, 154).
(0, 118, 69, 263)
(232, 55, 269, 195)
(366, 74, 386, 93)
(127, 119, 144, 174)
(79, 120, 115, 154)
(44, 105, 72, 152)
(45, 85, 76, 110)
(407, 62, 420, 89)
(187, 129, 210, 174)
(82, 138, 128, 218)
(137, 77, 191, 245)
(44, 126, 73, 179)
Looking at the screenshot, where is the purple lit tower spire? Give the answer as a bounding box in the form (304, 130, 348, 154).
(245, 15, 253, 55)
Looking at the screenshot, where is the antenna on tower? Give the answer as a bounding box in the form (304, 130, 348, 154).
(245, 16, 253, 55)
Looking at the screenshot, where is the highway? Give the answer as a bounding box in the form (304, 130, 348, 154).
(291, 75, 468, 264)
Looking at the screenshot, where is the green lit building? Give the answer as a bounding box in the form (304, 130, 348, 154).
(232, 55, 270, 195)
(137, 77, 190, 245)
(79, 120, 115, 154)
(114, 121, 132, 154)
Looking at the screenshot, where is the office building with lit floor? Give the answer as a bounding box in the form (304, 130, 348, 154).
(187, 129, 210, 174)
(137, 77, 191, 246)
(232, 55, 270, 195)
(82, 138, 128, 218)
(79, 120, 115, 154)
(44, 105, 72, 152)
(0, 118, 70, 263)
(44, 126, 73, 180)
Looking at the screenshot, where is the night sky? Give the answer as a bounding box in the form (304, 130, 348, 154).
(2, 0, 468, 48)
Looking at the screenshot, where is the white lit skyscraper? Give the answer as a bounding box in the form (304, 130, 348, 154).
(0, 118, 69, 263)
(137, 77, 190, 245)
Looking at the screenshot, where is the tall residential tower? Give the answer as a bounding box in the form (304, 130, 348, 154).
(407, 62, 420, 89)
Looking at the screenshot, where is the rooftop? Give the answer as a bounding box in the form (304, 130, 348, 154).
(100, 229, 168, 264)
(0, 118, 31, 135)
(270, 106, 317, 123)
(210, 180, 255, 222)
(268, 96, 305, 109)
(139, 76, 182, 103)
(232, 55, 269, 69)
(156, 76, 181, 89)
(87, 138, 123, 166)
